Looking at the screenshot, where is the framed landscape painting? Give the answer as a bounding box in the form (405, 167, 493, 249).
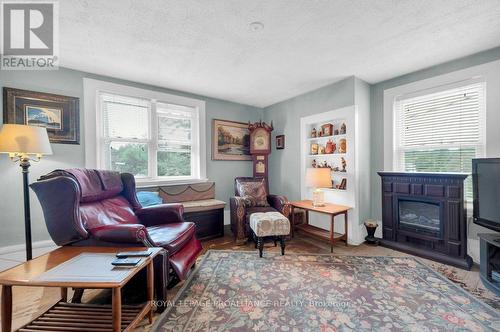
(3, 87, 80, 144)
(212, 119, 251, 160)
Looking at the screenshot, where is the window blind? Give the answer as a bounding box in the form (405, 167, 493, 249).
(394, 82, 486, 199)
(157, 102, 194, 153)
(100, 93, 150, 140)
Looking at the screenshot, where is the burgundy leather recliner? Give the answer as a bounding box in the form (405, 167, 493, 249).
(30, 168, 202, 297)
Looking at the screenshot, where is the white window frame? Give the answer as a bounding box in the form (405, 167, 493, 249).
(392, 80, 486, 173)
(84, 79, 207, 186)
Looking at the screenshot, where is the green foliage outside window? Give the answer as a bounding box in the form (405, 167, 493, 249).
(404, 148, 475, 200)
(110, 143, 191, 177)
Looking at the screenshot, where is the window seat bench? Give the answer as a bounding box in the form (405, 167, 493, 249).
(138, 182, 225, 240)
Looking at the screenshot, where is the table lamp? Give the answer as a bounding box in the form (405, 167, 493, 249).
(305, 168, 332, 207)
(0, 124, 52, 260)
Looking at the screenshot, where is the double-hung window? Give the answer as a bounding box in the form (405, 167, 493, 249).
(92, 82, 206, 184)
(394, 82, 486, 200)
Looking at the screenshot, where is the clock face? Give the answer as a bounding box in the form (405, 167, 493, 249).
(252, 128, 269, 151)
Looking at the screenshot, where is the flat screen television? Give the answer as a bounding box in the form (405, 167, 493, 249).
(472, 158, 500, 232)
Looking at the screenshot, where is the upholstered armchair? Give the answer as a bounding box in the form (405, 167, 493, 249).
(30, 168, 202, 299)
(230, 177, 290, 243)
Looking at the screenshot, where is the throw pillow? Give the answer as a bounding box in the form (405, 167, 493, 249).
(237, 180, 269, 207)
(136, 191, 163, 207)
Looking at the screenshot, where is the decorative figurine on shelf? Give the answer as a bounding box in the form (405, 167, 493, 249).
(334, 129, 339, 135)
(341, 157, 347, 172)
(364, 219, 380, 245)
(340, 122, 346, 135)
(312, 159, 317, 168)
(318, 145, 325, 155)
(322, 161, 329, 168)
(311, 128, 317, 138)
(339, 138, 347, 153)
(338, 178, 347, 190)
(332, 166, 340, 172)
(325, 139, 335, 154)
(311, 143, 319, 155)
(321, 123, 333, 137)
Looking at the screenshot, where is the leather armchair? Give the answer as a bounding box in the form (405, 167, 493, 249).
(230, 177, 290, 243)
(30, 168, 202, 298)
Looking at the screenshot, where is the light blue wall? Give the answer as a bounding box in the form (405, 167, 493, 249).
(0, 68, 262, 247)
(263, 77, 356, 200)
(370, 46, 500, 221)
(354, 77, 371, 224)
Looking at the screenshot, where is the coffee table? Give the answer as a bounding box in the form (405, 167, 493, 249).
(0, 246, 163, 332)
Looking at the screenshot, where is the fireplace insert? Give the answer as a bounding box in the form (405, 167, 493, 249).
(398, 200, 442, 238)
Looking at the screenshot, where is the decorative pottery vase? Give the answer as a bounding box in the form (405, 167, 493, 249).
(325, 139, 335, 154)
(364, 219, 379, 245)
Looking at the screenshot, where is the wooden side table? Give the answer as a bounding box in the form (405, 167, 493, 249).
(290, 200, 351, 252)
(0, 246, 163, 332)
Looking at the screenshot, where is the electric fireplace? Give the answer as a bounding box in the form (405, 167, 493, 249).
(378, 172, 472, 270)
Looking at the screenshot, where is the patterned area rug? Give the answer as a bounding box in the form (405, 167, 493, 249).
(153, 251, 499, 331)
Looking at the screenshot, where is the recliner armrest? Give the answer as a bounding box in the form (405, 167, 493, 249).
(267, 194, 290, 218)
(136, 203, 185, 227)
(89, 224, 152, 244)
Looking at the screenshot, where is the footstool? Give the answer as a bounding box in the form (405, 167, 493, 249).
(249, 212, 291, 257)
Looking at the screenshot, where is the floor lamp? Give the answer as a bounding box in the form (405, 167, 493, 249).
(0, 124, 52, 261)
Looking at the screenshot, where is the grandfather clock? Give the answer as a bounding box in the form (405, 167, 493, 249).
(248, 120, 273, 186)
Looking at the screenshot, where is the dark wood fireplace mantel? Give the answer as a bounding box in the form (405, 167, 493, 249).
(378, 171, 472, 270)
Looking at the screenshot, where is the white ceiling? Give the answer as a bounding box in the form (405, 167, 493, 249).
(60, 0, 500, 107)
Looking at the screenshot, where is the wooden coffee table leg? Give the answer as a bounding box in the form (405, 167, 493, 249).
(112, 287, 121, 332)
(147, 262, 154, 323)
(290, 206, 295, 237)
(1, 285, 12, 332)
(60, 287, 67, 302)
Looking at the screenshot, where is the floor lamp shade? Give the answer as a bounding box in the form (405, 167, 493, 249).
(0, 124, 52, 261)
(0, 124, 53, 156)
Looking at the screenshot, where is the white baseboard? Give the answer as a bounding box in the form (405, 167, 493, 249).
(224, 209, 230, 225)
(0, 240, 56, 255)
(348, 222, 367, 246)
(468, 238, 480, 264)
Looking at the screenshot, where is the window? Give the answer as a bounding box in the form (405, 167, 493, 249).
(394, 82, 486, 199)
(87, 79, 206, 184)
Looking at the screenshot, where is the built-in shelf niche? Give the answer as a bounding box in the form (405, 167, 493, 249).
(300, 105, 364, 244)
(307, 117, 349, 190)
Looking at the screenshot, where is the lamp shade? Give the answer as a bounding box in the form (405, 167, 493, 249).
(0, 124, 52, 155)
(305, 168, 332, 188)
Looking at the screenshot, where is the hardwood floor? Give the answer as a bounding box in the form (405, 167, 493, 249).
(0, 230, 496, 331)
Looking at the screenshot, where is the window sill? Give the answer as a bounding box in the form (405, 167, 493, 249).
(136, 177, 209, 188)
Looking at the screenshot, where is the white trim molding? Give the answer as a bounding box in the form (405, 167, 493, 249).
(383, 59, 500, 170)
(83, 78, 207, 185)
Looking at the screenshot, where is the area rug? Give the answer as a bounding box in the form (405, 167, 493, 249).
(152, 251, 499, 331)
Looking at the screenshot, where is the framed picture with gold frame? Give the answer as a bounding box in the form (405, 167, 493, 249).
(212, 119, 252, 161)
